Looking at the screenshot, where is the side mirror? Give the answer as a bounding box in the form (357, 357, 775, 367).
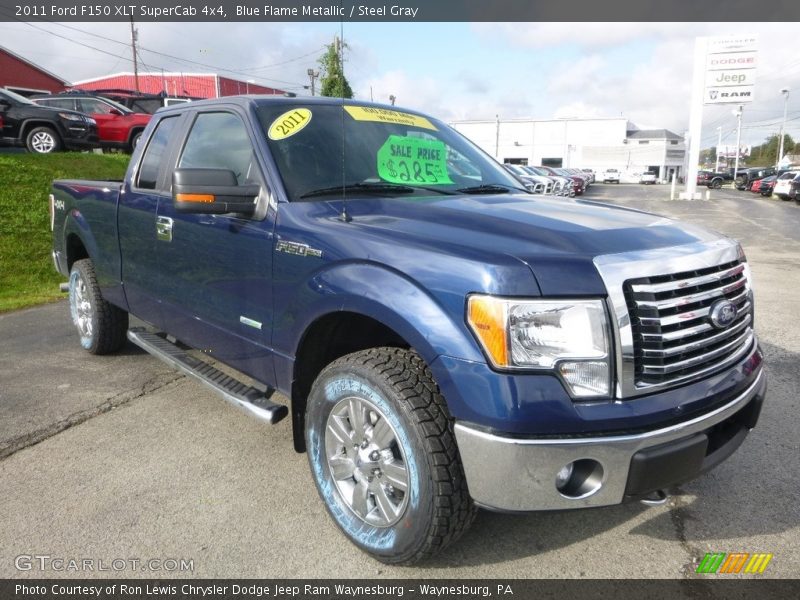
(109, 108, 123, 116)
(172, 168, 259, 216)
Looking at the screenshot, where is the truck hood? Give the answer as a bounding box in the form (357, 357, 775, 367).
(346, 193, 724, 296)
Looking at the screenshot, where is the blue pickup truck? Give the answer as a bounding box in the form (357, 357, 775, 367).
(50, 97, 766, 564)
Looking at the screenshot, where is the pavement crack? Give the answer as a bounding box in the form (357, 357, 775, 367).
(668, 491, 717, 598)
(0, 372, 185, 461)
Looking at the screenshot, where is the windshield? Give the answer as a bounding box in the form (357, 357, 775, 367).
(0, 88, 36, 105)
(256, 103, 526, 200)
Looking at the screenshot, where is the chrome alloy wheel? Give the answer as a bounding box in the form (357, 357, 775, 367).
(70, 270, 93, 339)
(31, 131, 56, 153)
(325, 396, 410, 527)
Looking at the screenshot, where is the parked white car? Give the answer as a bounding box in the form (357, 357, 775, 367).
(602, 168, 620, 183)
(640, 171, 657, 185)
(773, 171, 800, 201)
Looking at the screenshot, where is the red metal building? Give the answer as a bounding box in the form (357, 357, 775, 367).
(72, 72, 286, 98)
(0, 46, 68, 96)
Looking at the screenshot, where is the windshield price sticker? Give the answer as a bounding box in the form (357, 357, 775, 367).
(268, 108, 312, 140)
(344, 106, 437, 131)
(377, 135, 453, 185)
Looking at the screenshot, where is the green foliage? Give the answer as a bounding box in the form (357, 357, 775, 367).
(0, 152, 129, 312)
(747, 133, 796, 166)
(318, 38, 353, 99)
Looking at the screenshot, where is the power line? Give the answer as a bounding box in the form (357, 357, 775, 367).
(0, 14, 312, 89)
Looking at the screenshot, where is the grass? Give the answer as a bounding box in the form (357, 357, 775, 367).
(0, 152, 130, 312)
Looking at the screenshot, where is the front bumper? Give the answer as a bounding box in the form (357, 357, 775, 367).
(454, 369, 765, 512)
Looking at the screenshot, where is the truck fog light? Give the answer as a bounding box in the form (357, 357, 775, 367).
(559, 361, 609, 397)
(555, 463, 574, 489)
(555, 459, 605, 499)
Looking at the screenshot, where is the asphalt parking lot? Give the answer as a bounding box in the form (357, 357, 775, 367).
(1, 183, 798, 580)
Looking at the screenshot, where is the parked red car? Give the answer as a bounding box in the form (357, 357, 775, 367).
(751, 176, 777, 197)
(33, 93, 151, 152)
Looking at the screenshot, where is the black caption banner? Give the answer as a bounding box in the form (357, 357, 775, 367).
(4, 0, 800, 22)
(3, 579, 800, 600)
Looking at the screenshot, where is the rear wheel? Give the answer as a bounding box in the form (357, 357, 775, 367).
(305, 348, 476, 564)
(26, 126, 61, 154)
(69, 259, 129, 354)
(711, 179, 722, 189)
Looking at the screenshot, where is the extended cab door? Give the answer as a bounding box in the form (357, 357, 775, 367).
(154, 108, 277, 384)
(119, 113, 185, 330)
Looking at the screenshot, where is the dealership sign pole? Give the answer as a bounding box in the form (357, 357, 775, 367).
(683, 35, 757, 199)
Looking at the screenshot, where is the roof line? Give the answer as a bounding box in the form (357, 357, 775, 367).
(0, 45, 68, 85)
(72, 71, 219, 85)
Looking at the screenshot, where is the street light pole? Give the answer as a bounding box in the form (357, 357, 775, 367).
(715, 126, 722, 172)
(778, 88, 790, 167)
(733, 105, 743, 182)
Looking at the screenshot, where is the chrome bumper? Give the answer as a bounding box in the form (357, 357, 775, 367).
(454, 370, 765, 512)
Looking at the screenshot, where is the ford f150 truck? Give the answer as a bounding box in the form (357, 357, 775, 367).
(51, 97, 766, 564)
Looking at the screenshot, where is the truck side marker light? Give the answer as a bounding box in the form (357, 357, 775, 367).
(176, 193, 215, 203)
(467, 296, 508, 367)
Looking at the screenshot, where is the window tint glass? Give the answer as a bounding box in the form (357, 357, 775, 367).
(39, 98, 76, 110)
(179, 112, 255, 185)
(77, 99, 105, 114)
(136, 116, 178, 190)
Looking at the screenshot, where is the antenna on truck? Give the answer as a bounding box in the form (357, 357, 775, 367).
(337, 23, 351, 223)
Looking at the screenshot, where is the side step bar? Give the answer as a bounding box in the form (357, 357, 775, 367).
(127, 327, 288, 425)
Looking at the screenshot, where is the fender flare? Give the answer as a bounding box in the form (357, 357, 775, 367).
(283, 261, 484, 368)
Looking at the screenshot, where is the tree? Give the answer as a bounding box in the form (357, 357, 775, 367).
(318, 37, 353, 99)
(747, 133, 795, 166)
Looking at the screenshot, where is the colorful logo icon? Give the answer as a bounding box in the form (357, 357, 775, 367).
(696, 552, 773, 574)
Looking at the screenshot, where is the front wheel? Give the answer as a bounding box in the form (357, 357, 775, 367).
(69, 259, 129, 354)
(26, 126, 61, 154)
(305, 348, 476, 564)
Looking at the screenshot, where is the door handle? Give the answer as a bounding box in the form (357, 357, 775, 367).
(156, 216, 173, 242)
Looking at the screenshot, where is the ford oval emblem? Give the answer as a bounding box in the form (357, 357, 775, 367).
(709, 299, 738, 329)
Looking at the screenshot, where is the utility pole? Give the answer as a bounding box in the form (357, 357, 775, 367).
(307, 68, 319, 96)
(389, 94, 396, 106)
(129, 17, 140, 93)
(715, 126, 722, 172)
(778, 88, 790, 167)
(733, 105, 743, 182)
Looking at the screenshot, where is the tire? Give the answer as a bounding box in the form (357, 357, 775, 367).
(129, 131, 142, 153)
(68, 259, 129, 354)
(711, 179, 722, 189)
(25, 126, 61, 154)
(305, 347, 476, 564)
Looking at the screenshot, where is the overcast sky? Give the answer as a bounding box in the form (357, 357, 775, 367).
(1, 21, 798, 148)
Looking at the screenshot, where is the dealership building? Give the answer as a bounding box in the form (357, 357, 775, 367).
(450, 117, 686, 183)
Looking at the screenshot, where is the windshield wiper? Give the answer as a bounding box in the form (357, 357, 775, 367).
(300, 182, 455, 199)
(300, 182, 415, 199)
(456, 183, 528, 194)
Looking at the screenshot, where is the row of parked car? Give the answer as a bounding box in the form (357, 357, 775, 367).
(503, 164, 595, 196)
(0, 88, 172, 154)
(697, 165, 800, 203)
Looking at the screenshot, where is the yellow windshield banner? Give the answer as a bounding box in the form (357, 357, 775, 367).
(343, 106, 437, 131)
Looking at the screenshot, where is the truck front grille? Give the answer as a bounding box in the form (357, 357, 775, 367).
(623, 259, 754, 388)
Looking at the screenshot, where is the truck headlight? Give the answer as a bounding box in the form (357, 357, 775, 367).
(467, 296, 612, 397)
